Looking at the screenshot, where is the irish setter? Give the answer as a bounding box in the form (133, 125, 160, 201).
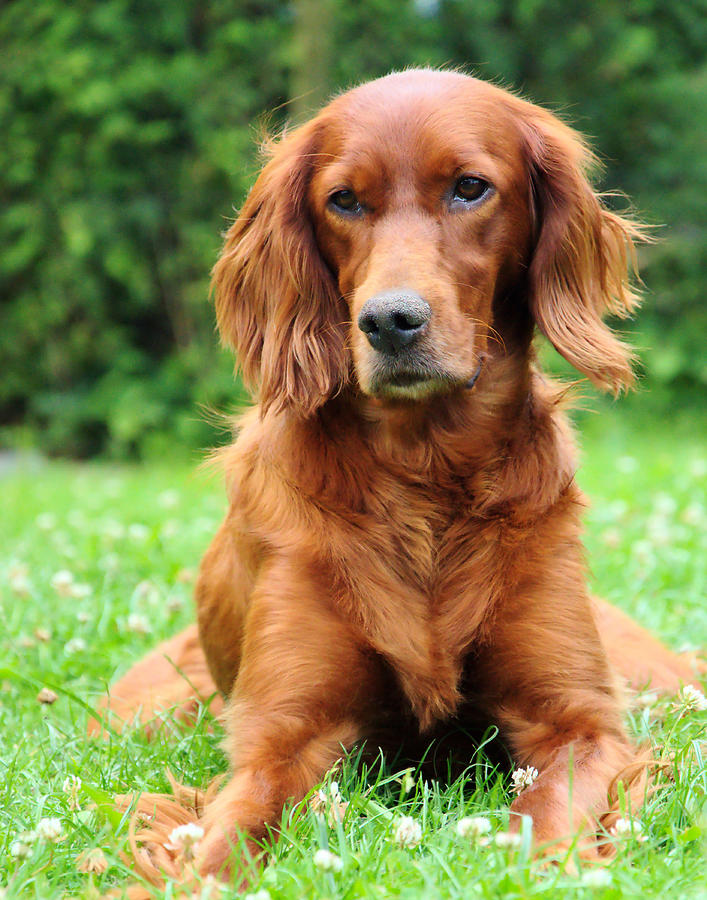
(97, 70, 703, 890)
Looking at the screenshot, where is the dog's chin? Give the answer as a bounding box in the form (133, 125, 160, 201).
(362, 357, 485, 402)
(373, 377, 452, 401)
(364, 368, 457, 401)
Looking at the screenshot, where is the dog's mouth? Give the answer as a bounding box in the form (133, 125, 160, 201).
(464, 357, 484, 390)
(388, 371, 430, 387)
(368, 358, 484, 400)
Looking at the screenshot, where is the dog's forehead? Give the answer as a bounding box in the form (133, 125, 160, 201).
(318, 70, 525, 180)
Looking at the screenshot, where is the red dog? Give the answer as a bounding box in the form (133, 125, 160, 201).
(98, 70, 702, 889)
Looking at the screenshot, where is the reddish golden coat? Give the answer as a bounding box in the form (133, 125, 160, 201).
(98, 71, 703, 890)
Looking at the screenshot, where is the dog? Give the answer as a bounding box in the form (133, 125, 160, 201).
(96, 69, 703, 891)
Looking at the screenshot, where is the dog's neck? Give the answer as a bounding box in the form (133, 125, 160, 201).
(331, 350, 536, 464)
(317, 350, 576, 514)
(239, 347, 578, 522)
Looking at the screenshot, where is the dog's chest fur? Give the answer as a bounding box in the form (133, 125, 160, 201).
(333, 476, 520, 728)
(239, 400, 575, 730)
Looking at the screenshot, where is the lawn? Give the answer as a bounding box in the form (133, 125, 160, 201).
(1, 409, 705, 899)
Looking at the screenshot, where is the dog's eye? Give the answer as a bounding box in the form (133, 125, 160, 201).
(329, 189, 362, 214)
(452, 176, 490, 205)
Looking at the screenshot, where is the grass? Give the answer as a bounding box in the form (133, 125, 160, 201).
(0, 409, 705, 899)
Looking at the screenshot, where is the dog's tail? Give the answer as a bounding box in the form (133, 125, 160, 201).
(591, 597, 704, 697)
(88, 624, 223, 738)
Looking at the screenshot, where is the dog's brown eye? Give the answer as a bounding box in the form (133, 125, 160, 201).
(330, 189, 362, 214)
(453, 176, 490, 204)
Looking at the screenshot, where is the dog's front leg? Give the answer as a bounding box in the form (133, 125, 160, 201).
(476, 583, 638, 856)
(195, 557, 380, 882)
(504, 734, 635, 857)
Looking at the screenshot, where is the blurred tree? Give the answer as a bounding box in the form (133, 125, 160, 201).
(291, 0, 334, 117)
(1, 0, 704, 457)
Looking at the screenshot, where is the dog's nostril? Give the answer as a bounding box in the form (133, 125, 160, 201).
(393, 312, 422, 332)
(359, 313, 379, 336)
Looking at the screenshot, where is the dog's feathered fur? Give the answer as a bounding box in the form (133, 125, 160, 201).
(95, 70, 703, 892)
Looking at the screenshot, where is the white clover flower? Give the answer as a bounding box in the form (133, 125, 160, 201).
(674, 684, 707, 714)
(10, 841, 31, 859)
(64, 637, 86, 655)
(101, 552, 120, 571)
(77, 611, 91, 624)
(682, 503, 705, 526)
(610, 817, 644, 839)
(581, 869, 612, 887)
(606, 500, 628, 520)
(511, 766, 538, 795)
(62, 775, 82, 811)
(70, 583, 92, 599)
(393, 815, 422, 848)
(36, 512, 57, 531)
(396, 768, 415, 795)
(243, 890, 271, 900)
(158, 489, 180, 509)
(10, 830, 36, 859)
(165, 822, 204, 862)
(166, 594, 185, 613)
(101, 519, 125, 541)
(126, 613, 151, 635)
(456, 815, 492, 839)
(8, 561, 29, 580)
(9, 566, 32, 596)
(200, 874, 227, 897)
(50, 570, 75, 597)
(616, 457, 637, 475)
(601, 528, 621, 549)
(494, 831, 522, 849)
(631, 540, 653, 564)
(313, 848, 343, 872)
(689, 459, 707, 479)
(310, 781, 348, 824)
(128, 523, 150, 542)
(36, 817, 63, 842)
(134, 580, 159, 604)
(654, 493, 678, 517)
(646, 516, 671, 546)
(161, 520, 180, 539)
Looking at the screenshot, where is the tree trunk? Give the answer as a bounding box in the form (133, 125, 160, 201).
(290, 0, 334, 119)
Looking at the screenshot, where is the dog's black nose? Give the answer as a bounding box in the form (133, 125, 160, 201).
(358, 290, 431, 354)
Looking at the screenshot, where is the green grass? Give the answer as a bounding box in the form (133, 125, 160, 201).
(1, 410, 705, 899)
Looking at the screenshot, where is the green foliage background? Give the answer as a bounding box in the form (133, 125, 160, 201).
(2, 0, 705, 457)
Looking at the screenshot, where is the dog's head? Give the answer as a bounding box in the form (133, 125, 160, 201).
(213, 70, 643, 416)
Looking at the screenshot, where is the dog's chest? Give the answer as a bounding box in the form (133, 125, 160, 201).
(341, 484, 506, 729)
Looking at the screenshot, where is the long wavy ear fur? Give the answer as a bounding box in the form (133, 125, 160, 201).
(522, 106, 647, 394)
(212, 120, 347, 416)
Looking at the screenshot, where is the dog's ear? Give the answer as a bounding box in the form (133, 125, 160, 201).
(212, 120, 347, 416)
(522, 107, 646, 394)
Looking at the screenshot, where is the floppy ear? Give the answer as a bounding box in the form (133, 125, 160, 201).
(522, 108, 646, 394)
(212, 120, 347, 416)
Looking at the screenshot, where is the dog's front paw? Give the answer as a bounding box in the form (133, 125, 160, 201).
(195, 824, 264, 890)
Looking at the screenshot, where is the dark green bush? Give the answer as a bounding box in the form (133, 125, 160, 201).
(2, 0, 704, 457)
